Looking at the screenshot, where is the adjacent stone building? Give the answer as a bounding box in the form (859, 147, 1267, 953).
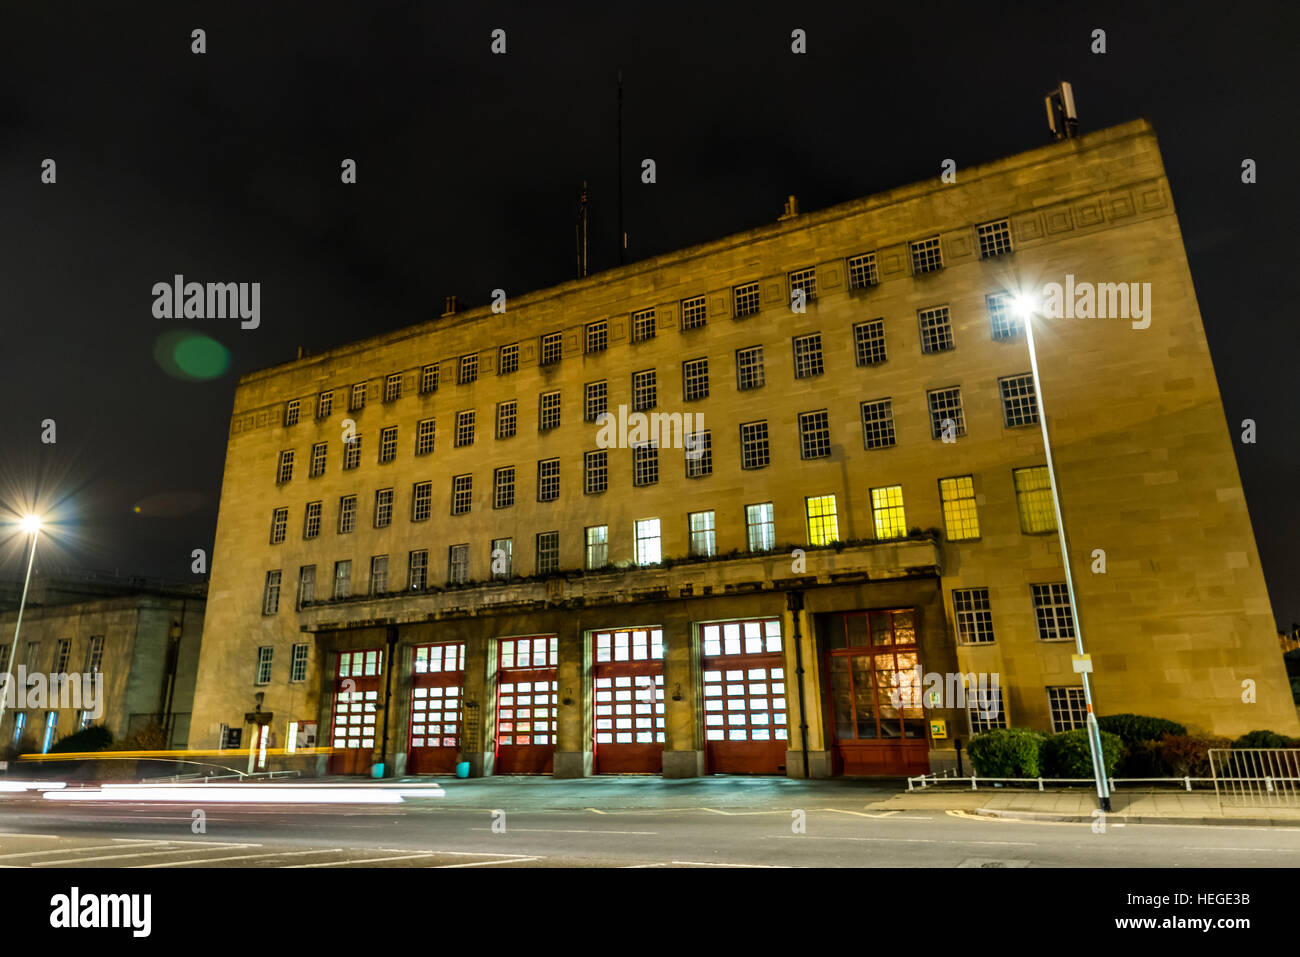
(188, 118, 1299, 779)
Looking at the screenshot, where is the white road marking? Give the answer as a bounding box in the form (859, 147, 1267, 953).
(469, 827, 657, 835)
(31, 840, 258, 866)
(288, 852, 439, 867)
(669, 860, 788, 868)
(431, 856, 541, 868)
(0, 841, 174, 861)
(765, 835, 1034, 846)
(0, 833, 61, 840)
(137, 848, 346, 867)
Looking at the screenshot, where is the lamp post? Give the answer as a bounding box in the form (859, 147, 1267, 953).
(1015, 299, 1111, 812)
(0, 516, 43, 742)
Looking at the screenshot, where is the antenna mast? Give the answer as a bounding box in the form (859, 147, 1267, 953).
(1045, 81, 1079, 140)
(576, 181, 589, 278)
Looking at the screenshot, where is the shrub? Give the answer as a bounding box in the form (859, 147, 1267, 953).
(49, 725, 114, 754)
(112, 721, 169, 752)
(966, 727, 1047, 778)
(1042, 728, 1122, 779)
(1115, 738, 1165, 778)
(1231, 730, 1299, 749)
(1158, 734, 1232, 777)
(1097, 713, 1187, 746)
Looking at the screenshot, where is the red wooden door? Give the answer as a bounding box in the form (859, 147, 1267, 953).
(593, 628, 665, 773)
(329, 648, 383, 775)
(701, 619, 787, 774)
(495, 635, 558, 774)
(408, 642, 465, 774)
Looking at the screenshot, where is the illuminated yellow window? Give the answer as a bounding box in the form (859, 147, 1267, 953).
(939, 475, 980, 541)
(871, 485, 907, 540)
(1014, 466, 1057, 534)
(805, 495, 839, 545)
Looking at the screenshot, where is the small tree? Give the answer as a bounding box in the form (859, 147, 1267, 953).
(49, 725, 114, 754)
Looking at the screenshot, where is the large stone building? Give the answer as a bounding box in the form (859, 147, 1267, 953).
(188, 118, 1299, 779)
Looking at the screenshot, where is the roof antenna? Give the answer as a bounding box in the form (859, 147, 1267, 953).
(576, 181, 589, 278)
(1045, 81, 1079, 140)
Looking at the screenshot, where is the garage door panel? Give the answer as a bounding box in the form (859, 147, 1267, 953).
(408, 642, 465, 775)
(329, 648, 383, 775)
(594, 628, 664, 773)
(701, 620, 786, 774)
(496, 636, 558, 774)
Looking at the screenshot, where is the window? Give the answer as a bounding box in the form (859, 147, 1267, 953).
(847, 251, 878, 289)
(682, 295, 707, 329)
(685, 429, 712, 478)
(1033, 584, 1076, 641)
(689, 510, 716, 557)
(310, 441, 327, 477)
(370, 555, 389, 594)
(805, 495, 839, 545)
(458, 353, 478, 385)
(25, 640, 40, 670)
(317, 390, 334, 419)
(953, 587, 995, 644)
(939, 476, 980, 540)
(374, 488, 393, 528)
(634, 518, 662, 565)
(632, 370, 657, 411)
(910, 235, 943, 274)
(455, 410, 475, 447)
(343, 435, 361, 471)
(451, 474, 472, 515)
(290, 643, 309, 683)
(682, 357, 709, 400)
(1047, 686, 1087, 731)
(632, 309, 656, 342)
(333, 560, 352, 599)
(263, 571, 282, 615)
(539, 391, 561, 431)
(536, 531, 559, 574)
(927, 387, 966, 439)
(969, 684, 1006, 734)
(420, 363, 439, 394)
(285, 399, 300, 426)
(270, 507, 288, 544)
(871, 485, 907, 540)
(491, 538, 513, 579)
(493, 467, 515, 509)
(585, 320, 608, 354)
(584, 381, 607, 422)
(798, 410, 831, 459)
(412, 481, 433, 521)
(76, 710, 93, 732)
(988, 293, 1022, 340)
(255, 646, 274, 684)
(54, 639, 70, 674)
(1014, 466, 1056, 533)
(632, 443, 659, 487)
(408, 550, 428, 590)
(416, 418, 436, 456)
(338, 494, 357, 533)
(733, 282, 761, 318)
(585, 526, 609, 569)
(999, 373, 1039, 427)
(918, 306, 954, 354)
(736, 345, 765, 390)
(541, 331, 563, 365)
(788, 266, 817, 303)
(448, 544, 470, 584)
(861, 399, 896, 450)
(585, 450, 608, 494)
(792, 333, 824, 378)
(853, 319, 887, 366)
(0, 643, 9, 675)
(977, 219, 1013, 259)
(85, 636, 104, 674)
(740, 421, 770, 470)
(276, 450, 294, 484)
(537, 458, 560, 502)
(10, 711, 25, 746)
(384, 373, 402, 403)
(499, 343, 519, 375)
(378, 426, 398, 463)
(350, 383, 367, 411)
(496, 401, 516, 439)
(746, 503, 775, 552)
(298, 565, 316, 605)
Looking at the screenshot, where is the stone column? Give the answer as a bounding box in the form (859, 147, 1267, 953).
(661, 607, 704, 778)
(553, 622, 591, 777)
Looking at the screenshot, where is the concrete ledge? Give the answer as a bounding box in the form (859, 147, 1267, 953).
(662, 750, 705, 778)
(553, 751, 593, 778)
(784, 749, 833, 779)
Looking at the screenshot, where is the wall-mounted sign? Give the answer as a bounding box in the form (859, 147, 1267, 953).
(929, 719, 947, 739)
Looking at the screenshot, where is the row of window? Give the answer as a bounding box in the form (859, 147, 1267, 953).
(253, 641, 311, 685)
(273, 370, 1040, 487)
(0, 636, 104, 676)
(279, 221, 1015, 429)
(964, 684, 1088, 735)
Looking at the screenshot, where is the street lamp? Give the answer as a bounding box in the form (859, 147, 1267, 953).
(1012, 296, 1112, 812)
(0, 515, 44, 741)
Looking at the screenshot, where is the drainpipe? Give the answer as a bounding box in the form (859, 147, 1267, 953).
(787, 590, 811, 780)
(378, 625, 399, 778)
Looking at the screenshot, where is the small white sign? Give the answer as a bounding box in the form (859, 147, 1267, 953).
(1071, 654, 1093, 674)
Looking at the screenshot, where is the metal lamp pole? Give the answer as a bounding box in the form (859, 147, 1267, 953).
(0, 519, 42, 741)
(1023, 311, 1111, 812)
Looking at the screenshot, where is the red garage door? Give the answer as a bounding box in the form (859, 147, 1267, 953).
(701, 619, 787, 774)
(593, 627, 665, 773)
(329, 648, 383, 775)
(408, 642, 465, 774)
(495, 635, 558, 775)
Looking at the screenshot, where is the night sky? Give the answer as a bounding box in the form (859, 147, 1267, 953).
(2, 2, 1297, 622)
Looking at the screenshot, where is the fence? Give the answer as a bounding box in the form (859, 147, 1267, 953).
(906, 774, 1211, 793)
(1208, 748, 1300, 809)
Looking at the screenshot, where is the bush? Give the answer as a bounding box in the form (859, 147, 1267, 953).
(1097, 713, 1187, 746)
(966, 728, 1047, 778)
(1042, 728, 1123, 779)
(112, 721, 169, 751)
(1115, 738, 1165, 778)
(1231, 729, 1299, 749)
(1158, 734, 1231, 777)
(48, 725, 114, 754)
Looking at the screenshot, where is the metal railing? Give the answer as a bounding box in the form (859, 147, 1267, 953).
(907, 773, 1214, 792)
(1209, 748, 1300, 808)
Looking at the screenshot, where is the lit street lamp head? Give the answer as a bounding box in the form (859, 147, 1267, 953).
(19, 515, 42, 534)
(1012, 293, 1039, 320)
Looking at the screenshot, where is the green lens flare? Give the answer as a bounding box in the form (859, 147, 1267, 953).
(153, 331, 231, 381)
